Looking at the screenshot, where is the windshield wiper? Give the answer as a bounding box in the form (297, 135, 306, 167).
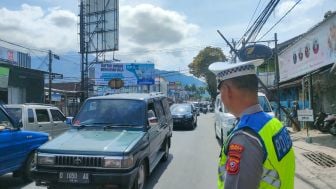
(99, 123, 140, 130)
(72, 124, 91, 130)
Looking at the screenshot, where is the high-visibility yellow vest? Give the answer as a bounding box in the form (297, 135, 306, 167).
(218, 112, 295, 189)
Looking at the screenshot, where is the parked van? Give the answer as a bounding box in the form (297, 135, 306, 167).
(214, 92, 274, 144)
(214, 95, 236, 144)
(4, 104, 68, 139)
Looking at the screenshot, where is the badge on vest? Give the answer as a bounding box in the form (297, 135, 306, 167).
(226, 144, 244, 175)
(272, 127, 292, 161)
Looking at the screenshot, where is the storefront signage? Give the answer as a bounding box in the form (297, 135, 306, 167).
(279, 15, 336, 82)
(0, 47, 18, 65)
(0, 67, 9, 88)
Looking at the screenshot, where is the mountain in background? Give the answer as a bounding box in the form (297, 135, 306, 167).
(31, 55, 206, 87)
(155, 69, 206, 87)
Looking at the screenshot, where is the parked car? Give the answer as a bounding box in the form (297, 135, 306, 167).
(0, 104, 49, 182)
(4, 104, 68, 139)
(208, 104, 214, 113)
(257, 92, 275, 117)
(214, 92, 274, 144)
(33, 93, 173, 189)
(170, 103, 197, 130)
(192, 102, 200, 116)
(200, 103, 208, 114)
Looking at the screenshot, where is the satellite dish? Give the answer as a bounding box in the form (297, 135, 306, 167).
(238, 44, 273, 61)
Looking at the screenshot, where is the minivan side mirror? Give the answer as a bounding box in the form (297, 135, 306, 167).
(148, 117, 158, 127)
(65, 117, 74, 125)
(147, 110, 158, 127)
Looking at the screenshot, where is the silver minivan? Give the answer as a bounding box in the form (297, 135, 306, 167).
(4, 104, 68, 139)
(214, 92, 274, 144)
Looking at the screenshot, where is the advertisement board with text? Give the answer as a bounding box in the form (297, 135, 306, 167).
(94, 63, 155, 86)
(279, 15, 336, 82)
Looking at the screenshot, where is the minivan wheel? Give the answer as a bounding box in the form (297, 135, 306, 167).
(161, 139, 169, 162)
(133, 162, 146, 189)
(215, 124, 219, 139)
(22, 152, 36, 182)
(220, 130, 224, 146)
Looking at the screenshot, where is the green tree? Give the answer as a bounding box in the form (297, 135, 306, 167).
(188, 46, 227, 100)
(184, 85, 191, 91)
(190, 84, 197, 92)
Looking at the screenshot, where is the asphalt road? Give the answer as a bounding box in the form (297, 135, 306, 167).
(0, 113, 220, 189)
(0, 112, 329, 189)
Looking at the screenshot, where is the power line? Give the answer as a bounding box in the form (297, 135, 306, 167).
(0, 38, 48, 53)
(242, 0, 263, 40)
(257, 0, 302, 41)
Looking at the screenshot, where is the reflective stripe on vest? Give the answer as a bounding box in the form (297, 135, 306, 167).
(217, 113, 295, 189)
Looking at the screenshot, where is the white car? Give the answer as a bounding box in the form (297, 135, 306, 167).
(214, 92, 274, 145)
(4, 104, 68, 139)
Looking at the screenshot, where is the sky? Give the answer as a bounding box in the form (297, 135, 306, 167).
(0, 0, 335, 77)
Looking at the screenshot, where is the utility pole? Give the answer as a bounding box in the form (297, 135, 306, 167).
(158, 74, 161, 92)
(48, 50, 60, 104)
(48, 50, 52, 104)
(232, 39, 237, 63)
(274, 33, 281, 120)
(79, 0, 86, 103)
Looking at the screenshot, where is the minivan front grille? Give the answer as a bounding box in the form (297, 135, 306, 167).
(55, 155, 103, 168)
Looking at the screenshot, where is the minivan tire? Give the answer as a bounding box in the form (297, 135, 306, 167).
(161, 139, 169, 162)
(133, 161, 146, 189)
(220, 130, 224, 146)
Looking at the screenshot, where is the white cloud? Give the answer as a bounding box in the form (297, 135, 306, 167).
(276, 0, 325, 17)
(0, 4, 78, 54)
(120, 4, 198, 48)
(109, 3, 200, 69)
(0, 3, 200, 70)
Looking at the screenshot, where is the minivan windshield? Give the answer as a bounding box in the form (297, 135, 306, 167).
(258, 96, 272, 112)
(74, 99, 145, 127)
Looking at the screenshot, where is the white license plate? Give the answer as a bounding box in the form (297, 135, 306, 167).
(58, 172, 90, 184)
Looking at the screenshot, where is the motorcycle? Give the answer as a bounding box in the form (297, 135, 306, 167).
(326, 115, 336, 136)
(314, 111, 329, 132)
(314, 111, 336, 135)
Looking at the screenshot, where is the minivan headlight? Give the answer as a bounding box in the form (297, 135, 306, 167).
(103, 156, 133, 168)
(37, 153, 55, 165)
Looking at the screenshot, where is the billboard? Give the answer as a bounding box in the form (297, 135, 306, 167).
(83, 0, 119, 53)
(94, 63, 155, 86)
(279, 15, 336, 82)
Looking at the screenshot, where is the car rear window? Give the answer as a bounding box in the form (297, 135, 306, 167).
(5, 108, 22, 122)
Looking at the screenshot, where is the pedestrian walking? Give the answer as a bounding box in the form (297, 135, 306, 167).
(209, 59, 295, 189)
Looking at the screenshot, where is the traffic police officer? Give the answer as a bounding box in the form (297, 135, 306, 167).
(209, 59, 295, 189)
